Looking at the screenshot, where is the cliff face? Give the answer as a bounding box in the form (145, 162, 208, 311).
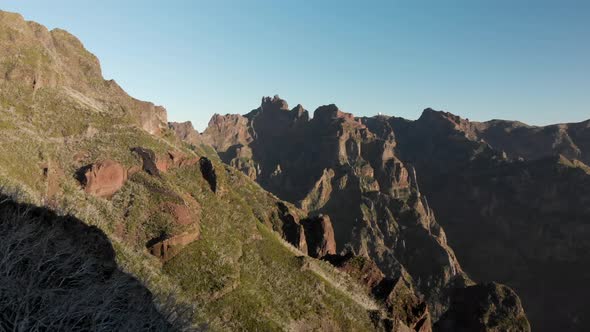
(0, 11, 407, 331)
(0, 11, 167, 135)
(366, 109, 590, 332)
(1, 10, 543, 331)
(473, 119, 590, 165)
(199, 96, 530, 328)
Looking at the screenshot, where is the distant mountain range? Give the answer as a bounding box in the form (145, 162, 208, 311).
(186, 96, 589, 332)
(2, 9, 588, 331)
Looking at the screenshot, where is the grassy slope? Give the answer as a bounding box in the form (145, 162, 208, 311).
(164, 166, 377, 330)
(0, 56, 377, 332)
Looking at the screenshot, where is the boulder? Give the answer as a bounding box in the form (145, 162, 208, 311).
(324, 253, 385, 289)
(79, 160, 127, 198)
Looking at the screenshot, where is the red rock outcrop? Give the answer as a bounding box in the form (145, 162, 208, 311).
(80, 160, 127, 198)
(160, 202, 193, 226)
(146, 195, 201, 261)
(147, 230, 200, 262)
(301, 215, 336, 258)
(155, 150, 199, 173)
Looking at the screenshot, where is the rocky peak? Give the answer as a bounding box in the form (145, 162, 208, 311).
(312, 104, 362, 127)
(169, 121, 201, 146)
(260, 95, 289, 111)
(201, 113, 252, 152)
(246, 96, 309, 128)
(417, 108, 479, 140)
(290, 104, 310, 121)
(198, 97, 479, 321)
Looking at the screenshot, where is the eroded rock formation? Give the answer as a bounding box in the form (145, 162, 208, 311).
(435, 283, 530, 332)
(197, 96, 489, 321)
(0, 11, 167, 135)
(169, 121, 202, 146)
(326, 253, 432, 332)
(301, 215, 336, 258)
(131, 147, 160, 176)
(367, 109, 590, 332)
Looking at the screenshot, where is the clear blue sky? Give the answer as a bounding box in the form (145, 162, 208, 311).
(2, 1, 589, 130)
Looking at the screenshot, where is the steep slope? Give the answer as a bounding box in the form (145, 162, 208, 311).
(472, 118, 590, 164)
(0, 11, 411, 331)
(368, 109, 590, 332)
(0, 194, 187, 331)
(198, 96, 529, 329)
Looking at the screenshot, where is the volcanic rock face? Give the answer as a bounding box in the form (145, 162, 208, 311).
(199, 157, 217, 192)
(131, 147, 160, 176)
(0, 11, 167, 135)
(435, 283, 530, 332)
(169, 121, 202, 146)
(202, 114, 253, 155)
(366, 109, 590, 332)
(79, 160, 127, 198)
(472, 119, 590, 165)
(326, 253, 432, 332)
(301, 215, 336, 258)
(199, 96, 489, 322)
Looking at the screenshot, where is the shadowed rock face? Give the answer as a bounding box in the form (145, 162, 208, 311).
(472, 119, 590, 165)
(199, 157, 217, 192)
(132, 147, 160, 176)
(367, 109, 590, 332)
(435, 283, 530, 332)
(325, 253, 433, 332)
(198, 96, 510, 323)
(300, 215, 336, 258)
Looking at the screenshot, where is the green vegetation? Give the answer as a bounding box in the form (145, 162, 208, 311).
(0, 13, 385, 330)
(0, 73, 377, 332)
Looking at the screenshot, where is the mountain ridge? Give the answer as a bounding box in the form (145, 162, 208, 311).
(4, 8, 582, 331)
(196, 95, 588, 331)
